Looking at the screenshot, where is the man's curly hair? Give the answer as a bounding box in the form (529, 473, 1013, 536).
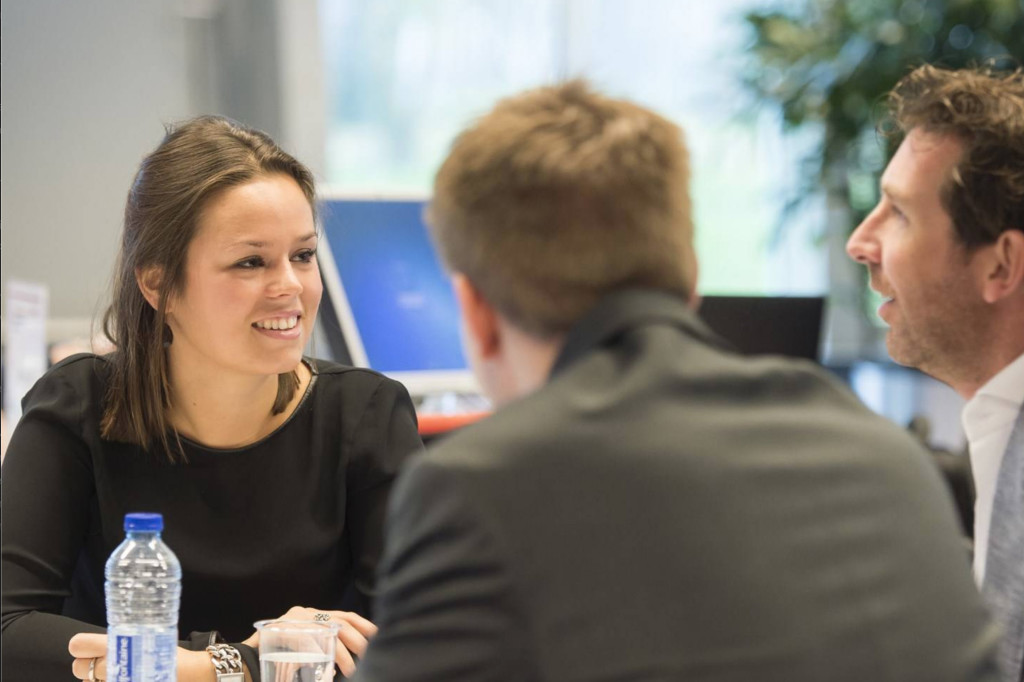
(888, 63, 1024, 248)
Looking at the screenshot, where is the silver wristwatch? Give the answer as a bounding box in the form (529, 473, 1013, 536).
(206, 644, 245, 682)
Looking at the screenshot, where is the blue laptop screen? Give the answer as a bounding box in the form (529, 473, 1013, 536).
(320, 198, 468, 374)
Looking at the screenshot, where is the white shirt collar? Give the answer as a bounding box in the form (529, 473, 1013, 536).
(962, 352, 1024, 444)
(976, 351, 1024, 403)
(961, 351, 1024, 585)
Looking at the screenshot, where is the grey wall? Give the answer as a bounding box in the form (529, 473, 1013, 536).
(1, 0, 324, 341)
(2, 0, 194, 336)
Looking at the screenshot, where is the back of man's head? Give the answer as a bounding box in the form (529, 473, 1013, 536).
(427, 80, 696, 339)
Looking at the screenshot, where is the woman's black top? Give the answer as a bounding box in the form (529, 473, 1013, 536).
(1, 353, 423, 680)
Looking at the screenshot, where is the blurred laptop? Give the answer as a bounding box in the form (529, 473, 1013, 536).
(697, 295, 824, 362)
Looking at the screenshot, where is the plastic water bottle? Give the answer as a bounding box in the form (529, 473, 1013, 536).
(105, 513, 182, 682)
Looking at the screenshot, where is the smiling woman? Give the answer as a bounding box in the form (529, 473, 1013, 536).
(0, 116, 425, 682)
(155, 174, 325, 448)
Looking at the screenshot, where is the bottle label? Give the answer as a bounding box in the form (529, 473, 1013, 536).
(109, 631, 176, 682)
(114, 635, 132, 682)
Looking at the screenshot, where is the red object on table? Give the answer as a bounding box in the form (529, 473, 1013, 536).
(417, 411, 491, 436)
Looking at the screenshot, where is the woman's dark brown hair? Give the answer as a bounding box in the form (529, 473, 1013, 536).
(100, 115, 317, 461)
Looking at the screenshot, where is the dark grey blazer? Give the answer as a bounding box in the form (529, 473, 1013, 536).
(356, 289, 1001, 681)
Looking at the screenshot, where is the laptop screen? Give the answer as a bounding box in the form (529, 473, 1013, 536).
(317, 196, 479, 396)
(697, 295, 825, 361)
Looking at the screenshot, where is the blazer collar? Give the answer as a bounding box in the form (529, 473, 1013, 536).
(548, 288, 732, 380)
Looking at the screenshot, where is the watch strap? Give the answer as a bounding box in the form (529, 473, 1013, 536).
(206, 643, 245, 682)
(234, 642, 259, 681)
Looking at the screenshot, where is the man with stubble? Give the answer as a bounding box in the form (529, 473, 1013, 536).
(847, 64, 1024, 681)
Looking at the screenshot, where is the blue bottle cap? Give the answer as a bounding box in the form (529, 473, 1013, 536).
(124, 513, 163, 532)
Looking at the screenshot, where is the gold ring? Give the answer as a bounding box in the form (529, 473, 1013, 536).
(87, 657, 98, 682)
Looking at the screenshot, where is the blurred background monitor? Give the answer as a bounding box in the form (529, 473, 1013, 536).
(697, 295, 825, 362)
(317, 196, 480, 397)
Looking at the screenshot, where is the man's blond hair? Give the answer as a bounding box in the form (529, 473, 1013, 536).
(428, 80, 695, 338)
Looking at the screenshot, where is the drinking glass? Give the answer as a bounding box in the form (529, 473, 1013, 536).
(253, 619, 338, 682)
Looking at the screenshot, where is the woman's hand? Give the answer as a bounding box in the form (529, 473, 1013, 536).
(69, 633, 222, 682)
(244, 606, 378, 678)
(69, 633, 107, 681)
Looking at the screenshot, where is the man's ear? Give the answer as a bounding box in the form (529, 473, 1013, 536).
(135, 266, 166, 312)
(980, 229, 1024, 304)
(452, 273, 501, 359)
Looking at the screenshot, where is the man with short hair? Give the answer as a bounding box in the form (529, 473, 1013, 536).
(847, 63, 1024, 682)
(355, 80, 1000, 681)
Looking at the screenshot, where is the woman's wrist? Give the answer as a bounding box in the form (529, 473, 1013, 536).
(181, 645, 254, 682)
(179, 647, 218, 682)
